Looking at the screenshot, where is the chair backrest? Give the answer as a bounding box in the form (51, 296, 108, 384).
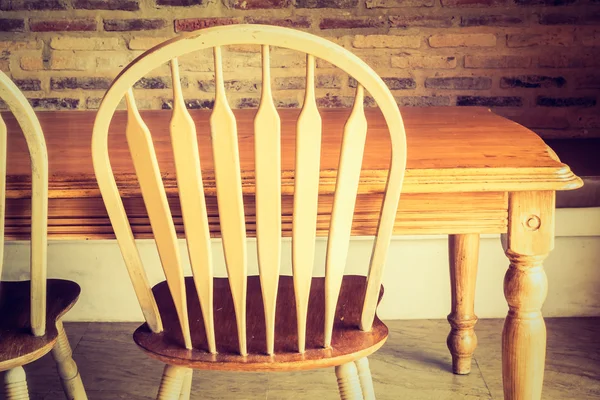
(92, 24, 407, 356)
(0, 70, 49, 337)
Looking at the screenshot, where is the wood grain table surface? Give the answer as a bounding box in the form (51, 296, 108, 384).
(3, 106, 581, 240)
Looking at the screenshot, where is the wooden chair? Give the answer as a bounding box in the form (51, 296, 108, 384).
(92, 25, 407, 399)
(0, 70, 87, 400)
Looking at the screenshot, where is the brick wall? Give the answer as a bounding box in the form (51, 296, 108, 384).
(0, 0, 599, 138)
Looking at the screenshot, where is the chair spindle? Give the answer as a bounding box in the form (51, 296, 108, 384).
(169, 58, 216, 354)
(292, 54, 322, 353)
(125, 89, 192, 349)
(254, 45, 282, 355)
(324, 85, 368, 348)
(210, 46, 248, 356)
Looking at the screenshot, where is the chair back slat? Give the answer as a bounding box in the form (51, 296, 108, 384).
(124, 89, 192, 349)
(0, 113, 6, 281)
(210, 46, 248, 356)
(0, 70, 49, 336)
(292, 54, 322, 353)
(254, 45, 282, 356)
(323, 85, 368, 347)
(169, 58, 216, 354)
(360, 157, 405, 331)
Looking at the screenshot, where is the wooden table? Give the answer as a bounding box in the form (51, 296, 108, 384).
(3, 107, 582, 399)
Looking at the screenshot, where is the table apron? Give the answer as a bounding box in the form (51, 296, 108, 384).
(4, 191, 508, 240)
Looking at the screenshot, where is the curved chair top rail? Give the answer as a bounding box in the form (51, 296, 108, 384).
(92, 24, 407, 356)
(0, 70, 49, 337)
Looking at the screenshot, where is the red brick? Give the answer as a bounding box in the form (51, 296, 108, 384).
(30, 19, 96, 32)
(225, 0, 289, 8)
(175, 18, 239, 32)
(29, 98, 79, 110)
(104, 19, 166, 31)
(425, 77, 492, 90)
(295, 0, 357, 8)
(244, 16, 311, 28)
(576, 74, 600, 89)
(500, 75, 566, 89)
(395, 96, 451, 106)
(441, 0, 509, 6)
(317, 94, 376, 108)
(429, 33, 496, 47)
(14, 79, 41, 91)
(392, 55, 457, 69)
(465, 55, 531, 68)
(354, 35, 421, 48)
(0, 19, 24, 32)
(0, 0, 66, 10)
(515, 0, 575, 5)
(350, 76, 416, 90)
(581, 30, 600, 46)
(458, 96, 523, 107)
(236, 97, 299, 108)
(537, 96, 596, 107)
(319, 17, 385, 29)
(20, 56, 44, 71)
(367, 0, 434, 7)
(461, 15, 523, 26)
(574, 113, 600, 129)
(538, 53, 600, 68)
(74, 0, 139, 10)
(156, 0, 206, 5)
(507, 29, 575, 47)
(389, 15, 454, 28)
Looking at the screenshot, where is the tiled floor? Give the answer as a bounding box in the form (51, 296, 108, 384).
(5, 318, 600, 399)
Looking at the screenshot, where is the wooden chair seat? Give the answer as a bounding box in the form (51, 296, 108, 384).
(0, 279, 81, 371)
(133, 275, 387, 372)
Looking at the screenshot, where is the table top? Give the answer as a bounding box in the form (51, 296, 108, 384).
(4, 107, 582, 200)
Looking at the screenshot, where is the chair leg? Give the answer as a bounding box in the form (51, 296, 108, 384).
(4, 366, 29, 400)
(335, 362, 363, 400)
(447, 234, 479, 375)
(157, 364, 186, 400)
(51, 320, 87, 400)
(354, 358, 375, 400)
(179, 369, 193, 400)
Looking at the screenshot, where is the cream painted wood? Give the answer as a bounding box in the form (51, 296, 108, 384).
(447, 234, 479, 375)
(125, 90, 191, 350)
(169, 58, 216, 354)
(293, 53, 322, 353)
(324, 85, 368, 348)
(178, 369, 192, 400)
(254, 45, 282, 356)
(210, 45, 248, 356)
(51, 320, 87, 400)
(92, 24, 406, 360)
(0, 70, 48, 336)
(503, 190, 554, 400)
(156, 365, 186, 400)
(354, 357, 376, 400)
(335, 362, 363, 400)
(0, 112, 6, 281)
(4, 367, 29, 400)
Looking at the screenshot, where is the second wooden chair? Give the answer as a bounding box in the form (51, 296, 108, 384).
(0, 70, 87, 400)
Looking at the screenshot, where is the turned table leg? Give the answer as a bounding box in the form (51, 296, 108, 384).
(447, 233, 480, 375)
(503, 191, 554, 400)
